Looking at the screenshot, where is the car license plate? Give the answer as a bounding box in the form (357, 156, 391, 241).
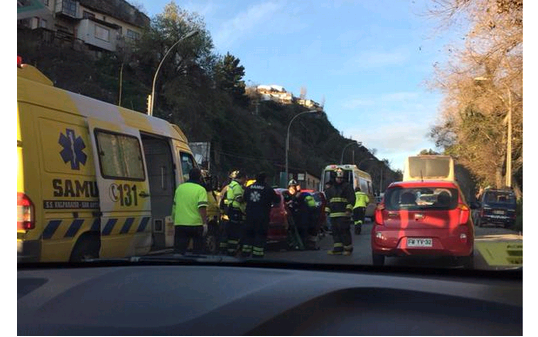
(493, 210, 505, 215)
(407, 238, 433, 247)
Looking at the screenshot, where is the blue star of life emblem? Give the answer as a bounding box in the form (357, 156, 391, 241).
(59, 129, 87, 170)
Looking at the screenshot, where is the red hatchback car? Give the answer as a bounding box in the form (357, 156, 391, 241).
(371, 180, 474, 268)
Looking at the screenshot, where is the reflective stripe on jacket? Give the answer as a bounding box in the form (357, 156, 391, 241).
(324, 182, 356, 218)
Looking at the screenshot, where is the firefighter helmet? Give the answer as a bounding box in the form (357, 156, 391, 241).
(288, 179, 298, 187)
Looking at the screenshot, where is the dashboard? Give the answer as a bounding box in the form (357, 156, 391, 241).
(18, 261, 522, 335)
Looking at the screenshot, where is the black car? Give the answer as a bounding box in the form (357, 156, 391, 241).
(476, 188, 517, 228)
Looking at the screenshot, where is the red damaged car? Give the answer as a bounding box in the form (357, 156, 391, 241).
(267, 189, 327, 247)
(371, 180, 475, 268)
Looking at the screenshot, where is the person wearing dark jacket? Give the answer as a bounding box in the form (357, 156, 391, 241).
(242, 172, 280, 258)
(324, 168, 356, 255)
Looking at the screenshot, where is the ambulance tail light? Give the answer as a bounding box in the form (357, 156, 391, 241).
(17, 193, 35, 230)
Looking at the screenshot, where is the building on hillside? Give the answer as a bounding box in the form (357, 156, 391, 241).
(256, 85, 294, 105)
(297, 98, 322, 111)
(17, 0, 149, 56)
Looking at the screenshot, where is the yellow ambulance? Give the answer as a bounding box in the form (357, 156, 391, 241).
(17, 57, 197, 262)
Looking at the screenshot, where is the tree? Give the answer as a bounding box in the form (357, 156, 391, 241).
(427, 0, 522, 192)
(214, 52, 249, 106)
(419, 149, 440, 155)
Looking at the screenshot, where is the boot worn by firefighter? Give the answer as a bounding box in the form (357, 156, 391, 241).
(327, 243, 344, 255)
(354, 221, 362, 235)
(343, 245, 353, 256)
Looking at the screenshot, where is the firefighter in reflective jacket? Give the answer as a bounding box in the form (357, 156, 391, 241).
(324, 168, 356, 255)
(224, 170, 247, 256)
(353, 186, 370, 235)
(218, 170, 238, 254)
(242, 172, 280, 258)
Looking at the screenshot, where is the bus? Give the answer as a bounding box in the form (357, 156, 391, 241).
(320, 164, 377, 217)
(403, 155, 455, 182)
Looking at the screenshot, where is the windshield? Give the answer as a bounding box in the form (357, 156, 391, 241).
(483, 191, 517, 206)
(385, 187, 459, 211)
(17, 0, 522, 273)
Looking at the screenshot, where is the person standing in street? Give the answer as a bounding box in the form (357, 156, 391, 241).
(218, 170, 238, 254)
(242, 172, 280, 258)
(353, 186, 369, 235)
(225, 170, 247, 256)
(325, 168, 356, 256)
(171, 168, 208, 255)
(285, 179, 318, 250)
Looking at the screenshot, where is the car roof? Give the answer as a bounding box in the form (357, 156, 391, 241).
(388, 180, 459, 189)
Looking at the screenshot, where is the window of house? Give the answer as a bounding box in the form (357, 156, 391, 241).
(95, 25, 110, 42)
(95, 131, 145, 181)
(126, 29, 140, 40)
(42, 0, 49, 6)
(40, 18, 47, 28)
(62, 0, 77, 17)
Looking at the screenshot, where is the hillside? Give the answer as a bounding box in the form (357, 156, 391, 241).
(17, 26, 401, 190)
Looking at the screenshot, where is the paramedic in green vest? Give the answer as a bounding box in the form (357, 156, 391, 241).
(225, 170, 247, 256)
(171, 168, 208, 255)
(353, 186, 370, 235)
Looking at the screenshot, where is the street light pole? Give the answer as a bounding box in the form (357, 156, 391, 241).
(340, 141, 362, 164)
(285, 109, 318, 184)
(149, 30, 199, 116)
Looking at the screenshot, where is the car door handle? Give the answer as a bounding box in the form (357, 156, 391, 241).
(415, 214, 425, 220)
(139, 191, 150, 198)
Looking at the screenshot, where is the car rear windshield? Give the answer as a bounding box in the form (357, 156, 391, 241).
(483, 191, 516, 205)
(384, 187, 459, 211)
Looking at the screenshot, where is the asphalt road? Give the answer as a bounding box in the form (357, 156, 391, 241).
(264, 219, 523, 270)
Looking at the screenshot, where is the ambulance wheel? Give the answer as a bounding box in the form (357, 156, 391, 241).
(70, 235, 100, 262)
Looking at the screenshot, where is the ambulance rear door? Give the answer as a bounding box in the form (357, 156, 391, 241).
(87, 118, 153, 258)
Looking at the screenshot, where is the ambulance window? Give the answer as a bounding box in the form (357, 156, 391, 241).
(180, 152, 195, 182)
(96, 131, 145, 181)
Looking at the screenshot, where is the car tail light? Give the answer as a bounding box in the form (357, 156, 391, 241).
(374, 203, 385, 225)
(458, 203, 470, 224)
(459, 233, 468, 244)
(17, 193, 35, 230)
(17, 56, 23, 68)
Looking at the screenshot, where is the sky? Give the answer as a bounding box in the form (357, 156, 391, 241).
(128, 1, 474, 171)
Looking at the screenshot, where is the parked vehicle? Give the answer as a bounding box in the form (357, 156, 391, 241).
(475, 188, 517, 228)
(371, 180, 476, 268)
(17, 58, 196, 262)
